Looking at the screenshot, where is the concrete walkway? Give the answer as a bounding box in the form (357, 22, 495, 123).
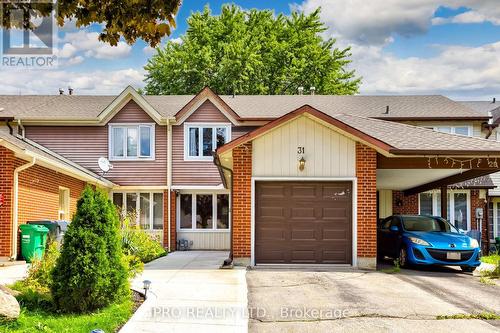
(0, 263, 28, 285)
(120, 251, 248, 333)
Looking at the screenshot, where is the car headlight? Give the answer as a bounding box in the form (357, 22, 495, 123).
(409, 237, 430, 246)
(470, 239, 479, 249)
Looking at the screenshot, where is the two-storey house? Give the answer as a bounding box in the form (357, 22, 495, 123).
(1, 86, 500, 269)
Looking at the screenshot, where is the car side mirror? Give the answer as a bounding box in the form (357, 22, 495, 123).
(390, 225, 399, 232)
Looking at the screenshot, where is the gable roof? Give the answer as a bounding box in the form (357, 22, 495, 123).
(0, 88, 490, 123)
(217, 105, 500, 157)
(218, 95, 489, 121)
(0, 126, 114, 187)
(174, 87, 241, 125)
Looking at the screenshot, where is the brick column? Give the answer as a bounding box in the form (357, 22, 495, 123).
(163, 190, 177, 252)
(392, 191, 418, 215)
(470, 189, 488, 250)
(232, 142, 252, 265)
(356, 143, 377, 269)
(0, 146, 14, 258)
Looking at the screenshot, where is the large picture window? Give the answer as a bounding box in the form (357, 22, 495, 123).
(113, 192, 163, 230)
(109, 124, 155, 160)
(178, 192, 230, 231)
(418, 190, 470, 231)
(184, 123, 231, 160)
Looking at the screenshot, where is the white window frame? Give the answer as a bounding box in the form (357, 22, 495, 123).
(433, 126, 473, 137)
(58, 186, 70, 220)
(177, 190, 231, 232)
(108, 123, 155, 161)
(418, 190, 471, 231)
(183, 123, 231, 161)
(112, 191, 163, 230)
(489, 199, 500, 242)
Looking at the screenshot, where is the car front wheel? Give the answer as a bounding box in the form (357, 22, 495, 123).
(399, 247, 408, 268)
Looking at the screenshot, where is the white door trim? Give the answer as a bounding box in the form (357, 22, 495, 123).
(251, 176, 358, 267)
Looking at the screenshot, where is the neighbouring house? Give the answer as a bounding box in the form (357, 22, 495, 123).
(1, 86, 500, 269)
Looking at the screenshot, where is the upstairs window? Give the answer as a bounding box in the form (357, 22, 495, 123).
(109, 124, 155, 160)
(433, 126, 472, 137)
(184, 123, 231, 160)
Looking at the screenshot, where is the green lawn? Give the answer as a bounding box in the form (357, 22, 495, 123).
(0, 298, 133, 333)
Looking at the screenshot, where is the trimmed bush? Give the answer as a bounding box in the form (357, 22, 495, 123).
(51, 186, 129, 313)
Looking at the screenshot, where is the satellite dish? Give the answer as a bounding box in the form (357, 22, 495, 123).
(98, 157, 113, 174)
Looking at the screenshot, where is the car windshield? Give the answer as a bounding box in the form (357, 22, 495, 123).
(402, 216, 458, 233)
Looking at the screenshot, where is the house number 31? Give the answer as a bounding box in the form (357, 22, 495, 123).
(297, 146, 305, 154)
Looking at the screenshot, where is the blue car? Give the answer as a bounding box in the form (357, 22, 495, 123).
(378, 215, 481, 272)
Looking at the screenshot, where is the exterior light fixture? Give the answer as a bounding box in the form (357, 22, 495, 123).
(299, 157, 306, 171)
(143, 279, 151, 299)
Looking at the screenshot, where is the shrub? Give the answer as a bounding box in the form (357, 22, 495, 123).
(51, 186, 129, 313)
(10, 242, 60, 309)
(25, 242, 60, 292)
(480, 254, 500, 278)
(120, 211, 167, 264)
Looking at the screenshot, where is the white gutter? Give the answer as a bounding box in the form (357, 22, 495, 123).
(167, 119, 172, 251)
(12, 157, 36, 260)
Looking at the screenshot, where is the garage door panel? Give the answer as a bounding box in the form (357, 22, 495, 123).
(290, 228, 315, 241)
(290, 207, 316, 219)
(258, 184, 286, 198)
(259, 206, 285, 219)
(290, 250, 316, 263)
(255, 181, 352, 265)
(322, 229, 349, 240)
(322, 250, 349, 263)
(323, 207, 348, 219)
(291, 185, 317, 198)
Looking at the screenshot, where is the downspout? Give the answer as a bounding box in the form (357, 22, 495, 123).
(12, 156, 36, 260)
(213, 153, 234, 266)
(17, 119, 25, 138)
(166, 119, 172, 251)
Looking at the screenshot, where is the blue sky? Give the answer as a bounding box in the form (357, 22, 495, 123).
(2, 0, 500, 100)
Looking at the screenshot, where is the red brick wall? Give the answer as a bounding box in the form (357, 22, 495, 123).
(18, 163, 86, 225)
(470, 189, 488, 247)
(356, 143, 377, 259)
(232, 142, 252, 259)
(0, 147, 15, 257)
(0, 146, 87, 258)
(392, 191, 419, 215)
(163, 190, 177, 251)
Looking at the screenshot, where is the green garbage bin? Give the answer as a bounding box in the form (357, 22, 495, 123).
(19, 224, 49, 263)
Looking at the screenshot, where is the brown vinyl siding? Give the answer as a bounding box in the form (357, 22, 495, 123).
(172, 100, 255, 186)
(25, 100, 167, 186)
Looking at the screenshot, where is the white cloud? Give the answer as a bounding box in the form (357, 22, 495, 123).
(0, 68, 145, 95)
(170, 37, 183, 44)
(297, 1, 500, 45)
(296, 0, 500, 98)
(62, 31, 132, 60)
(352, 41, 500, 99)
(56, 43, 77, 58)
(143, 45, 157, 55)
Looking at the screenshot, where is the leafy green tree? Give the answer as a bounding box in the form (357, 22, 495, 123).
(51, 186, 129, 313)
(144, 5, 360, 95)
(0, 0, 181, 46)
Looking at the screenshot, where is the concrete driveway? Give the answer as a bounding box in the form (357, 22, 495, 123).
(247, 266, 500, 332)
(120, 251, 247, 333)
